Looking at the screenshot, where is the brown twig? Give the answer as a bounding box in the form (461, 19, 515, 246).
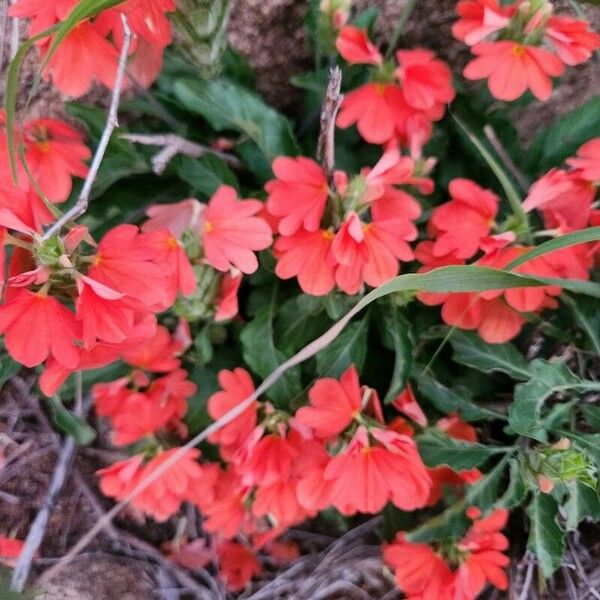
(516, 552, 536, 600)
(10, 381, 91, 592)
(120, 133, 242, 173)
(483, 124, 530, 192)
(317, 66, 343, 183)
(41, 14, 133, 241)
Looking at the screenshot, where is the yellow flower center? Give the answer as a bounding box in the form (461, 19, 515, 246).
(512, 44, 526, 57)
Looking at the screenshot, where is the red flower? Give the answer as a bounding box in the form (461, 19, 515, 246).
(265, 156, 329, 235)
(337, 82, 406, 144)
(42, 22, 120, 97)
(523, 169, 595, 232)
(98, 449, 209, 522)
(567, 138, 600, 182)
(336, 26, 382, 65)
(294, 439, 334, 512)
(23, 119, 90, 202)
(121, 325, 181, 372)
(455, 508, 510, 599)
(274, 229, 336, 296)
(430, 179, 499, 259)
(0, 289, 79, 369)
(253, 480, 308, 527)
(392, 384, 428, 427)
(89, 224, 174, 312)
(296, 365, 362, 438)
(202, 185, 273, 274)
(452, 0, 513, 45)
(464, 41, 564, 101)
(208, 368, 258, 454)
(324, 426, 431, 515)
(383, 534, 454, 600)
(395, 49, 455, 111)
(545, 16, 600, 66)
(0, 536, 26, 568)
(214, 272, 242, 322)
(216, 540, 261, 592)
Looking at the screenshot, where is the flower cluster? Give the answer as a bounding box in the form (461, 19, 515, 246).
(266, 148, 431, 295)
(455, 0, 600, 100)
(414, 138, 598, 343)
(335, 26, 455, 155)
(9, 0, 176, 96)
(384, 507, 510, 599)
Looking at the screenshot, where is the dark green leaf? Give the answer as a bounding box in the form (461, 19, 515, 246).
(563, 295, 600, 356)
(275, 296, 331, 351)
(581, 405, 600, 430)
(48, 398, 96, 445)
(557, 432, 600, 470)
(449, 330, 530, 380)
(467, 454, 511, 510)
(0, 354, 21, 389)
(417, 371, 502, 422)
(240, 299, 302, 407)
(315, 318, 368, 378)
(416, 429, 507, 470)
(526, 97, 600, 173)
(564, 481, 600, 531)
(508, 359, 580, 442)
(407, 502, 469, 543)
(379, 306, 413, 403)
(174, 154, 238, 197)
(496, 458, 528, 509)
(173, 77, 299, 175)
(527, 493, 565, 578)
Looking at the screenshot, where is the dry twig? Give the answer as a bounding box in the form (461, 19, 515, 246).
(42, 14, 133, 241)
(120, 132, 242, 174)
(483, 124, 530, 192)
(316, 66, 343, 183)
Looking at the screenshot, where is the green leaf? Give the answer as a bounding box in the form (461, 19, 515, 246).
(379, 306, 413, 403)
(562, 295, 600, 356)
(564, 481, 600, 531)
(275, 295, 331, 351)
(48, 398, 96, 445)
(449, 330, 530, 380)
(526, 97, 600, 173)
(0, 354, 21, 389)
(416, 429, 507, 470)
(315, 318, 368, 378)
(66, 103, 149, 197)
(506, 227, 600, 270)
(240, 297, 302, 407)
(174, 154, 239, 197)
(581, 405, 600, 430)
(173, 77, 299, 175)
(417, 371, 503, 422)
(407, 502, 469, 543)
(496, 458, 528, 509)
(527, 493, 565, 578)
(467, 454, 511, 510)
(508, 360, 580, 442)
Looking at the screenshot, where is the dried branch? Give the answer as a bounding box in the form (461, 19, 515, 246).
(41, 14, 133, 241)
(483, 124, 530, 192)
(516, 552, 536, 600)
(120, 133, 242, 174)
(317, 66, 343, 183)
(10, 380, 91, 592)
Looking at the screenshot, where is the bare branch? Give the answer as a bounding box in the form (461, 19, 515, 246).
(317, 66, 343, 184)
(121, 133, 242, 174)
(41, 14, 133, 241)
(483, 124, 530, 192)
(10, 386, 92, 592)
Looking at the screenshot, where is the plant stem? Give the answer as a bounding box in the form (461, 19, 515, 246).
(385, 0, 417, 58)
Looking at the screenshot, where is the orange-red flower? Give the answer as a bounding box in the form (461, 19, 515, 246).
(265, 156, 329, 235)
(336, 25, 382, 65)
(452, 0, 513, 45)
(121, 325, 181, 372)
(567, 138, 600, 182)
(214, 272, 243, 322)
(464, 41, 564, 101)
(296, 365, 362, 438)
(208, 368, 258, 455)
(545, 16, 600, 66)
(202, 186, 273, 274)
(216, 540, 262, 592)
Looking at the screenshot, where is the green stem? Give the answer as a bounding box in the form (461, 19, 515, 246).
(385, 0, 418, 58)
